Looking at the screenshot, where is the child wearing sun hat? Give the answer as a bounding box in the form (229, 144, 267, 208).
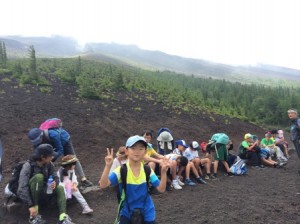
(57, 155, 93, 215)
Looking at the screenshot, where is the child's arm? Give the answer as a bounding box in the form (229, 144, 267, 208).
(156, 157, 169, 193)
(99, 148, 114, 189)
(144, 155, 162, 164)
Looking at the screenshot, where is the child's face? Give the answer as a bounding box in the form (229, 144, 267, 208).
(127, 142, 146, 162)
(143, 134, 152, 143)
(40, 155, 54, 164)
(178, 145, 185, 152)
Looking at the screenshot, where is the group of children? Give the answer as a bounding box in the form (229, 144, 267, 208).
(5, 121, 290, 224)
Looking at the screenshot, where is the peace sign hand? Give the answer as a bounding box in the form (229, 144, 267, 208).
(105, 148, 114, 166)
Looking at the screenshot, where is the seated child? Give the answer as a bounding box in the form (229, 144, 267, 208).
(274, 129, 289, 158)
(57, 155, 93, 215)
(183, 141, 210, 183)
(109, 146, 128, 173)
(260, 148, 284, 168)
(164, 153, 188, 190)
(142, 130, 165, 170)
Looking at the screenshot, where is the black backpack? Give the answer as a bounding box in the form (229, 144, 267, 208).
(8, 160, 34, 196)
(115, 164, 151, 224)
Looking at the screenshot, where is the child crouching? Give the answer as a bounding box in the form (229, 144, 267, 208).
(57, 155, 93, 215)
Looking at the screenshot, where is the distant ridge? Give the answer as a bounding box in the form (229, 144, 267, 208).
(1, 35, 299, 82)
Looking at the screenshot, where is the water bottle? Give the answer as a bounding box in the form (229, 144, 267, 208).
(65, 178, 72, 199)
(46, 175, 53, 194)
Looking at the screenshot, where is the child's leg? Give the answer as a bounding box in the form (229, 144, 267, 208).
(193, 159, 202, 176)
(213, 160, 219, 174)
(221, 160, 230, 172)
(188, 161, 200, 178)
(170, 161, 177, 181)
(201, 158, 211, 175)
(73, 190, 88, 208)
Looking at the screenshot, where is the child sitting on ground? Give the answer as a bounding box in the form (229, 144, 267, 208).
(164, 153, 189, 190)
(183, 141, 210, 183)
(109, 146, 128, 173)
(57, 155, 93, 215)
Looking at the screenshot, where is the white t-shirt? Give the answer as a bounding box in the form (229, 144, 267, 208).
(184, 147, 199, 161)
(172, 148, 184, 156)
(165, 153, 179, 161)
(109, 157, 128, 173)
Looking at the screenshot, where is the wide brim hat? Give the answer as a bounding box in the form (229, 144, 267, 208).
(157, 131, 173, 142)
(61, 155, 79, 166)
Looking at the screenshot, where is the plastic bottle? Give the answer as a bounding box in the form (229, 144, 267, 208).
(65, 178, 72, 199)
(46, 175, 53, 194)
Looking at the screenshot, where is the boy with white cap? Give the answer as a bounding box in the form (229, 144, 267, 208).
(99, 135, 169, 224)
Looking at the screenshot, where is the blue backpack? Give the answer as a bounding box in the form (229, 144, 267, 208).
(229, 158, 247, 175)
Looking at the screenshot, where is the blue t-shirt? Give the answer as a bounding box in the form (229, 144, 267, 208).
(109, 162, 160, 221)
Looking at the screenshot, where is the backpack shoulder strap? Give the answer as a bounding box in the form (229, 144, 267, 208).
(120, 163, 127, 192)
(144, 164, 151, 187)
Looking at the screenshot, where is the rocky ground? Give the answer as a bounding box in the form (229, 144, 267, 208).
(0, 73, 299, 223)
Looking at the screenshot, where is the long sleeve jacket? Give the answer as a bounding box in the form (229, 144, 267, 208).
(17, 159, 58, 207)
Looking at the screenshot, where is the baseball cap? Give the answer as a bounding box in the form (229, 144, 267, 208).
(126, 135, 148, 148)
(175, 140, 188, 148)
(28, 128, 43, 146)
(244, 133, 253, 140)
(34, 144, 54, 158)
(190, 141, 200, 150)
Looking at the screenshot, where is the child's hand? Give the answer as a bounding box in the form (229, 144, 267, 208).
(105, 148, 114, 166)
(160, 157, 169, 173)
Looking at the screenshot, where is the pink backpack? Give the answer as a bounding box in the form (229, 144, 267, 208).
(40, 118, 62, 131)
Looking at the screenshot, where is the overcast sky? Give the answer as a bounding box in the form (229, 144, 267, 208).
(1, 0, 300, 70)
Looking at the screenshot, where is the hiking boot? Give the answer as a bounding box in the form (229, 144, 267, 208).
(172, 181, 182, 190)
(29, 214, 46, 224)
(82, 205, 93, 214)
(196, 177, 207, 184)
(184, 179, 196, 186)
(80, 179, 93, 188)
(211, 174, 217, 180)
(177, 178, 185, 186)
(57, 215, 74, 224)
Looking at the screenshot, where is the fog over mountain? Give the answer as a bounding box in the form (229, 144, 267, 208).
(1, 35, 299, 82)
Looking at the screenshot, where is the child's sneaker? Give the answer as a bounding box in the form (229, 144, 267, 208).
(211, 174, 217, 180)
(82, 205, 93, 214)
(196, 177, 207, 184)
(172, 181, 182, 190)
(57, 215, 74, 224)
(184, 179, 196, 186)
(166, 183, 173, 191)
(224, 172, 234, 177)
(204, 174, 211, 180)
(29, 214, 46, 224)
(177, 178, 185, 186)
(80, 179, 93, 188)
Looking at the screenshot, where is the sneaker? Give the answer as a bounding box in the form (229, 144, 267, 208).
(149, 186, 160, 195)
(259, 164, 265, 168)
(204, 174, 211, 180)
(211, 174, 217, 180)
(57, 215, 74, 224)
(81, 179, 93, 188)
(196, 177, 207, 184)
(254, 166, 260, 169)
(172, 181, 182, 190)
(82, 205, 93, 214)
(166, 184, 173, 191)
(184, 179, 196, 186)
(177, 178, 185, 186)
(224, 172, 234, 177)
(29, 214, 46, 224)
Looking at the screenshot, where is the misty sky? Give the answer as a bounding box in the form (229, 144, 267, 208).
(1, 0, 300, 70)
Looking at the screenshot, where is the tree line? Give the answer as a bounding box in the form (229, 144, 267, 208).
(1, 44, 300, 126)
